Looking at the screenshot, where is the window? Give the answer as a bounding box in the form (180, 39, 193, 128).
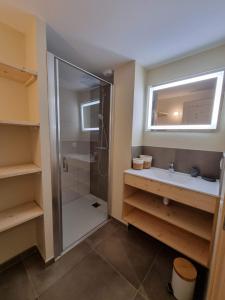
(146, 71, 224, 130)
(81, 100, 100, 131)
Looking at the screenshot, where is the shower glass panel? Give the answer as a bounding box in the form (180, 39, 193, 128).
(56, 59, 111, 250)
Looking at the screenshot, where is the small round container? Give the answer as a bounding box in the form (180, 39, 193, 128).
(132, 158, 144, 170)
(140, 155, 152, 169)
(171, 258, 197, 300)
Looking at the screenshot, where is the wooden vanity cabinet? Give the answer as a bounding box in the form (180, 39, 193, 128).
(123, 172, 219, 268)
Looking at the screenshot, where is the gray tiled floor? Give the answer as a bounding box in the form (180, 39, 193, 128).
(0, 219, 206, 300)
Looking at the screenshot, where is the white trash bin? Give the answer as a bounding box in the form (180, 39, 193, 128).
(171, 258, 197, 300)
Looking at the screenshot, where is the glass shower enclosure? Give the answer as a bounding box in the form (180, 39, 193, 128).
(48, 53, 112, 256)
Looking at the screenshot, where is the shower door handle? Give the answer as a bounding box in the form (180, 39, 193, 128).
(62, 156, 68, 172)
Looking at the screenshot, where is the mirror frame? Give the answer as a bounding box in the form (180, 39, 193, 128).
(146, 71, 224, 131)
(81, 100, 100, 131)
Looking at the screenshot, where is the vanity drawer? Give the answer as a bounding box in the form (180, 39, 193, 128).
(124, 173, 218, 213)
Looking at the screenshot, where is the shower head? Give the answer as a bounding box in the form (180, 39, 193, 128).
(102, 69, 113, 77)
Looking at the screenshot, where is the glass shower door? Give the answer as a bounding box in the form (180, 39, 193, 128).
(56, 59, 111, 251)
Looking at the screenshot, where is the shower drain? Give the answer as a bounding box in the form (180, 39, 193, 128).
(92, 202, 101, 208)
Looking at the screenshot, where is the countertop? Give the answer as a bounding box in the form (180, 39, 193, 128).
(125, 167, 220, 197)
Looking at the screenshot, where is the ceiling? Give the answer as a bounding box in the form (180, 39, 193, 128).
(1, 0, 225, 74)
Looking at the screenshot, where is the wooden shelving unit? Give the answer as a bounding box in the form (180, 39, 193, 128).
(124, 208, 210, 267)
(0, 164, 41, 179)
(124, 191, 213, 241)
(0, 15, 54, 264)
(0, 61, 37, 86)
(0, 202, 43, 233)
(0, 120, 40, 127)
(0, 16, 43, 263)
(123, 171, 219, 268)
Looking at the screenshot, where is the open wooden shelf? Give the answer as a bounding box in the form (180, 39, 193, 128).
(124, 208, 210, 267)
(0, 61, 37, 86)
(0, 201, 43, 233)
(0, 120, 40, 127)
(0, 164, 41, 179)
(124, 191, 213, 241)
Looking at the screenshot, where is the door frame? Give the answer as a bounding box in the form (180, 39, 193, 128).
(47, 53, 63, 257)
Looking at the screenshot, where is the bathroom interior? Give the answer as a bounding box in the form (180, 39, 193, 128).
(0, 2, 225, 300)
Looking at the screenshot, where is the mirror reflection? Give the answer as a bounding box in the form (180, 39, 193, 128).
(153, 78, 217, 126)
(81, 100, 100, 131)
(147, 71, 224, 130)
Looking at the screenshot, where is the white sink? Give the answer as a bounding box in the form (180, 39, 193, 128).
(150, 168, 190, 185)
(125, 167, 220, 197)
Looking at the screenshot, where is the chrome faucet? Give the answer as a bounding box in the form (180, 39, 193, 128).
(168, 162, 175, 173)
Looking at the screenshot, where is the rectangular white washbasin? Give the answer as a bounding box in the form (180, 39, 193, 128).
(125, 167, 220, 197)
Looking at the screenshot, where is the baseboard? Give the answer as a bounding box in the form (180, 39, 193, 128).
(0, 245, 55, 273)
(0, 246, 37, 273)
(36, 244, 55, 265)
(110, 215, 128, 226)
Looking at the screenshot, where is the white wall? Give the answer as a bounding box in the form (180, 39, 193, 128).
(111, 61, 135, 221)
(111, 61, 146, 221)
(59, 87, 80, 141)
(132, 62, 146, 146)
(34, 19, 54, 262)
(143, 45, 225, 152)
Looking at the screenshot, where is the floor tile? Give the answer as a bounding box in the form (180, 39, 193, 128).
(24, 240, 91, 296)
(140, 244, 177, 300)
(0, 221, 207, 300)
(0, 262, 36, 300)
(87, 218, 124, 248)
(62, 194, 107, 249)
(134, 292, 150, 300)
(95, 225, 161, 288)
(39, 252, 136, 300)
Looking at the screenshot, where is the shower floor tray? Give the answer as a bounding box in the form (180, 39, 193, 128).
(62, 194, 107, 249)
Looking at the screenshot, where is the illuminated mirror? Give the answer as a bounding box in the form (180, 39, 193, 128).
(81, 100, 100, 131)
(147, 71, 224, 130)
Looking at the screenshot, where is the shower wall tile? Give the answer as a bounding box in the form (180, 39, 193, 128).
(61, 141, 92, 155)
(174, 149, 222, 178)
(143, 146, 176, 170)
(142, 146, 222, 179)
(76, 141, 91, 154)
(90, 85, 110, 202)
(131, 146, 143, 158)
(61, 141, 75, 154)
